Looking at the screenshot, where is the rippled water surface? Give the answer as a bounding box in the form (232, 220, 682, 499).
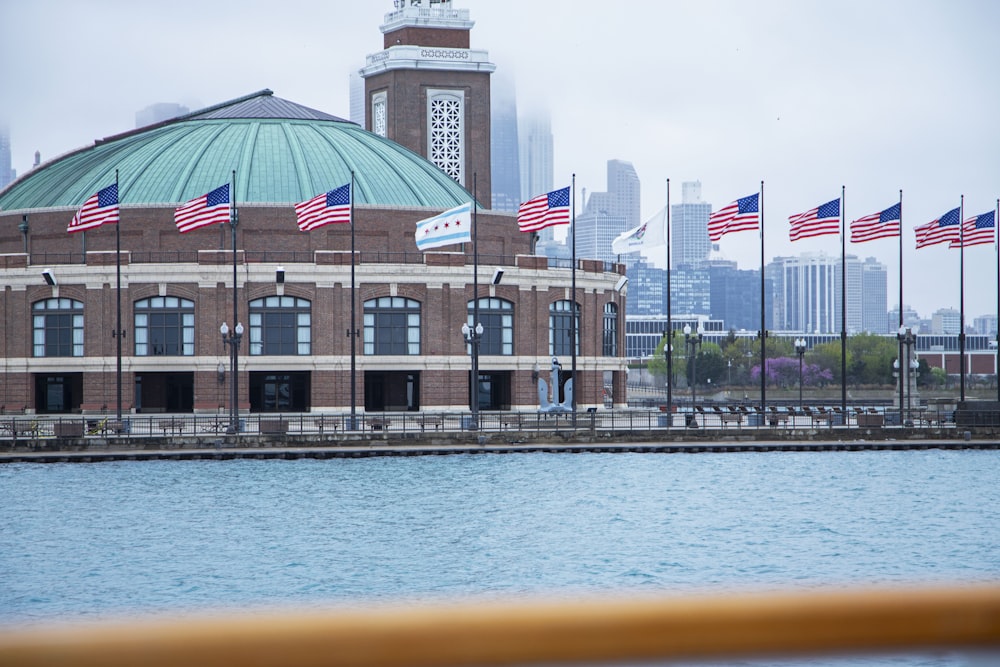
(1, 449, 998, 665)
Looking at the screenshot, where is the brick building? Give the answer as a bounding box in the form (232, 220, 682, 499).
(0, 90, 626, 416)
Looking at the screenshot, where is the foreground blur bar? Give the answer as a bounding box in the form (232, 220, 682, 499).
(1, 586, 999, 667)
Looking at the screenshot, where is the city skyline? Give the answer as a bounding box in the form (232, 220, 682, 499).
(2, 0, 997, 317)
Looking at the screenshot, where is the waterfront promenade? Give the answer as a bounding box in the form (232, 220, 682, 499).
(1, 407, 998, 463)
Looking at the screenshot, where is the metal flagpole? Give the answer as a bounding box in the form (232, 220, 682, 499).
(349, 172, 357, 429)
(959, 195, 966, 403)
(666, 179, 673, 416)
(840, 185, 846, 416)
(996, 198, 999, 404)
(759, 181, 766, 413)
(571, 174, 577, 415)
(114, 169, 123, 426)
(898, 189, 905, 422)
(230, 170, 240, 433)
(472, 173, 480, 430)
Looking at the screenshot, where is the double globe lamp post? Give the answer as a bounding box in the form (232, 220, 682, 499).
(461, 321, 484, 431)
(683, 324, 703, 425)
(896, 326, 918, 426)
(220, 321, 244, 434)
(794, 338, 807, 410)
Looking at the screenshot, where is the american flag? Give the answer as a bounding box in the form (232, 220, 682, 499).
(850, 203, 900, 243)
(517, 187, 570, 232)
(950, 210, 995, 248)
(788, 198, 840, 241)
(295, 183, 351, 231)
(708, 193, 759, 242)
(914, 207, 960, 249)
(175, 184, 231, 233)
(67, 183, 119, 233)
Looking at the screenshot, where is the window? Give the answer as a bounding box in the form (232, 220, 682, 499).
(364, 297, 420, 355)
(249, 296, 311, 355)
(32, 298, 83, 357)
(427, 89, 464, 184)
(603, 303, 618, 356)
(134, 297, 194, 356)
(549, 300, 579, 357)
(467, 298, 513, 355)
(371, 91, 387, 138)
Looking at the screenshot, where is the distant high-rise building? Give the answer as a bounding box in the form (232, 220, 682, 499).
(859, 257, 888, 333)
(669, 266, 711, 318)
(518, 109, 553, 201)
(771, 253, 839, 333)
(973, 314, 998, 336)
(135, 103, 189, 128)
(772, 252, 888, 334)
(625, 257, 665, 316)
(931, 308, 961, 335)
(709, 260, 766, 332)
(0, 123, 14, 189)
(887, 304, 922, 332)
(575, 160, 640, 264)
(349, 68, 365, 125)
(671, 181, 711, 268)
(490, 75, 520, 212)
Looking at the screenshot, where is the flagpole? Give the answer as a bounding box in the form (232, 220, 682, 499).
(897, 189, 905, 423)
(228, 170, 240, 434)
(114, 169, 123, 427)
(666, 179, 673, 418)
(472, 173, 480, 431)
(996, 198, 999, 404)
(571, 173, 577, 416)
(959, 195, 966, 403)
(840, 185, 846, 417)
(349, 171, 357, 429)
(759, 181, 766, 414)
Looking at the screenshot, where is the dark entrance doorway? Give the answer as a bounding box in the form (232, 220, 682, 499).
(34, 374, 83, 414)
(134, 372, 193, 413)
(475, 371, 511, 410)
(364, 371, 419, 411)
(249, 372, 310, 412)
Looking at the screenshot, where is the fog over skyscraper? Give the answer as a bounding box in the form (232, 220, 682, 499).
(0, 123, 16, 189)
(490, 75, 520, 212)
(575, 159, 640, 265)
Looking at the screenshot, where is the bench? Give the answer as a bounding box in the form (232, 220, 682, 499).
(259, 419, 288, 435)
(500, 414, 523, 430)
(367, 417, 389, 431)
(312, 416, 339, 434)
(419, 415, 444, 431)
(720, 412, 743, 426)
(157, 419, 186, 435)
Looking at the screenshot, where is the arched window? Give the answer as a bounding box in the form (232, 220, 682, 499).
(134, 296, 195, 356)
(32, 298, 83, 357)
(364, 297, 420, 355)
(371, 91, 387, 138)
(467, 298, 513, 355)
(549, 300, 579, 357)
(249, 296, 311, 355)
(603, 302, 618, 356)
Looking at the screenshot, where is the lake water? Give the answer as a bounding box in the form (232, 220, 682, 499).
(1, 449, 998, 666)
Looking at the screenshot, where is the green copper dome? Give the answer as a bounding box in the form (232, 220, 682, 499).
(0, 90, 472, 212)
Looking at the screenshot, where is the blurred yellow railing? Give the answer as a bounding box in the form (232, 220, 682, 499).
(1, 585, 999, 667)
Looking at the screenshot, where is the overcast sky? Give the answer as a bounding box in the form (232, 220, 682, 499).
(2, 0, 998, 321)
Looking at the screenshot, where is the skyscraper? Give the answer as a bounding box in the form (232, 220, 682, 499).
(0, 123, 15, 189)
(490, 75, 520, 212)
(671, 181, 712, 268)
(575, 159, 640, 264)
(518, 109, 553, 201)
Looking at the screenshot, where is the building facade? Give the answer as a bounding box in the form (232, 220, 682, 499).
(0, 3, 627, 422)
(671, 181, 711, 269)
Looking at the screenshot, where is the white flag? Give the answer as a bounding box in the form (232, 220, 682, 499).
(415, 202, 473, 251)
(611, 207, 666, 254)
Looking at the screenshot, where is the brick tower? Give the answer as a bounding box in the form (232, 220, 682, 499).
(360, 0, 495, 202)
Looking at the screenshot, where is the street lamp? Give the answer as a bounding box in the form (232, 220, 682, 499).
(684, 323, 703, 425)
(461, 321, 484, 430)
(220, 321, 244, 434)
(897, 326, 917, 426)
(794, 338, 807, 410)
